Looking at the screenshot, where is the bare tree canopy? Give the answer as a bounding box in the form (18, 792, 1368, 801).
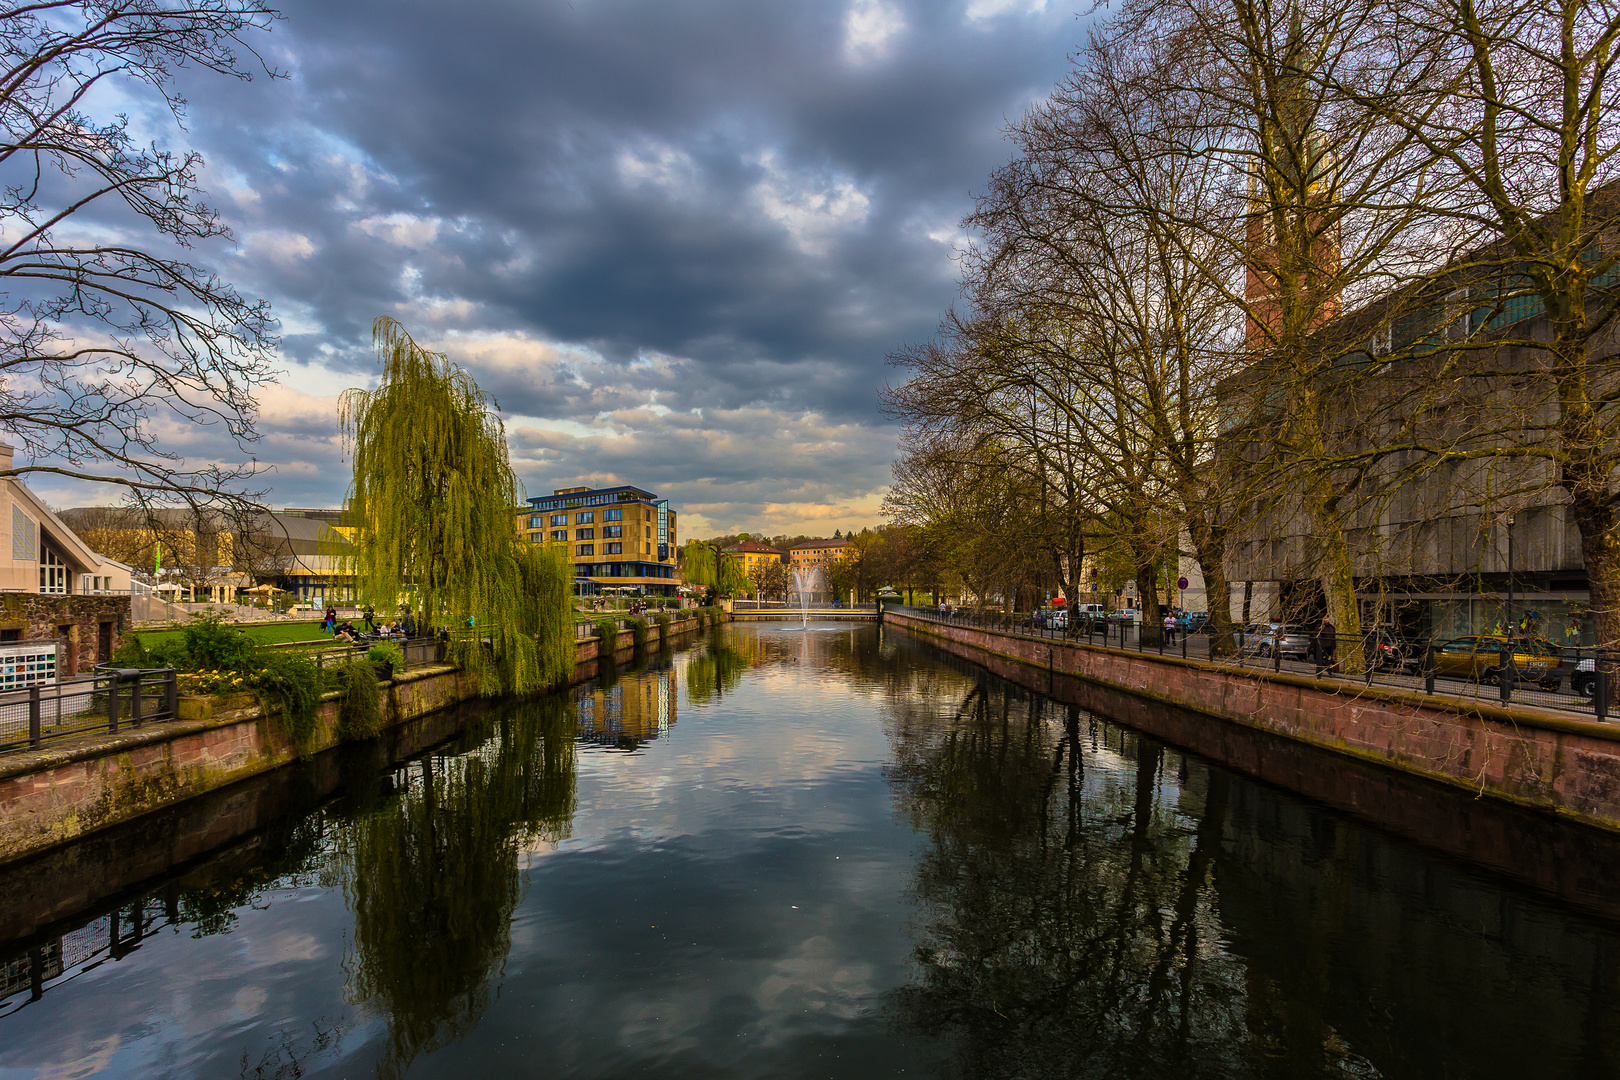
(0, 1, 281, 502)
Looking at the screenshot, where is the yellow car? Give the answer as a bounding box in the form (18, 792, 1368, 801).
(1430, 635, 1564, 690)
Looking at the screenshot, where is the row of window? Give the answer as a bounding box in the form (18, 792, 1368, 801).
(580, 562, 676, 578)
(576, 543, 628, 556)
(528, 506, 635, 529)
(530, 490, 646, 512)
(571, 525, 630, 540)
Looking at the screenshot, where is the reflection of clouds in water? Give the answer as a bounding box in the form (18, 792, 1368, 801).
(255, 929, 326, 964)
(752, 934, 876, 1042)
(31, 1035, 121, 1080)
(233, 985, 268, 1017)
(559, 629, 894, 849)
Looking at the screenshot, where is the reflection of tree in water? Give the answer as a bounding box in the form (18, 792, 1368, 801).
(338, 695, 576, 1078)
(886, 676, 1270, 1080)
(879, 644, 1620, 1079)
(684, 634, 753, 706)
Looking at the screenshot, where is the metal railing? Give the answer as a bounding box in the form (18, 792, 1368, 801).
(571, 611, 703, 639)
(730, 600, 879, 611)
(0, 668, 178, 753)
(887, 606, 1620, 721)
(304, 636, 444, 671)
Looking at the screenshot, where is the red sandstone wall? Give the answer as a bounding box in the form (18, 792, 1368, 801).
(887, 611, 1620, 833)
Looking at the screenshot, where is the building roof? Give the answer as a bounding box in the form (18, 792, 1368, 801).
(527, 484, 660, 508)
(788, 538, 855, 550)
(726, 540, 784, 555)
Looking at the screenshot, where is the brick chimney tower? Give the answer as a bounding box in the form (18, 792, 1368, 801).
(1244, 7, 1341, 353)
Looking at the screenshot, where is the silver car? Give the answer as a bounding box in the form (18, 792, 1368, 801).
(1240, 622, 1311, 660)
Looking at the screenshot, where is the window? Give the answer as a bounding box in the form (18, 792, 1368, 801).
(576, 511, 595, 524)
(1442, 637, 1476, 653)
(603, 525, 622, 538)
(576, 527, 594, 540)
(551, 530, 568, 542)
(646, 526, 652, 538)
(605, 542, 622, 555)
(529, 516, 543, 529)
(577, 544, 594, 557)
(604, 508, 623, 521)
(551, 514, 567, 527)
(39, 548, 66, 594)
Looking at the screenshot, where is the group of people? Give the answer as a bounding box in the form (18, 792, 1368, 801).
(322, 605, 417, 643)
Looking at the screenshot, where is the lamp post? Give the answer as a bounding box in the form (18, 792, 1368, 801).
(1506, 512, 1515, 634)
(1503, 512, 1516, 702)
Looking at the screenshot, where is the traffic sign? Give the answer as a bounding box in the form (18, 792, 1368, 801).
(1176, 576, 1189, 591)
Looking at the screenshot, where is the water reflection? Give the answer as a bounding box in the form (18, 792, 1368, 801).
(1, 625, 1618, 1079)
(685, 632, 751, 705)
(576, 662, 678, 749)
(339, 695, 576, 1077)
(0, 693, 578, 1077)
(880, 652, 1620, 1079)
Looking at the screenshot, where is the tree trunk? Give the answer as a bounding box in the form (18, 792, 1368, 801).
(1188, 516, 1235, 657)
(1136, 561, 1163, 646)
(1569, 479, 1620, 702)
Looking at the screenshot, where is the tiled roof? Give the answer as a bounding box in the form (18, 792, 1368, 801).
(726, 540, 784, 554)
(788, 538, 854, 550)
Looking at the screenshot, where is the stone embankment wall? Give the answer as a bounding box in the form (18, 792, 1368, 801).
(0, 614, 711, 865)
(886, 611, 1620, 834)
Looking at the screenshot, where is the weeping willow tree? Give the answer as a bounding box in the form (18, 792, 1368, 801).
(340, 317, 574, 695)
(681, 538, 749, 599)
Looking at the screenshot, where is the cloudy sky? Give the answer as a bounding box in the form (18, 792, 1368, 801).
(52, 0, 1085, 537)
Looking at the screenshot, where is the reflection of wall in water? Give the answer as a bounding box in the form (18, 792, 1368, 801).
(1206, 775, 1620, 1079)
(575, 670, 677, 746)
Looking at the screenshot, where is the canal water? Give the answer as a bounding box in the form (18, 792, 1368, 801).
(1, 622, 1618, 1078)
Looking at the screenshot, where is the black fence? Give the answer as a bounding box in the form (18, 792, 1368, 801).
(888, 606, 1619, 721)
(0, 668, 178, 753)
(304, 636, 444, 671)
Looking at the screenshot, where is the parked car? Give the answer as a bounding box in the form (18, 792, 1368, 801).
(1240, 623, 1311, 660)
(1430, 635, 1563, 690)
(1574, 657, 1596, 697)
(1186, 611, 1209, 634)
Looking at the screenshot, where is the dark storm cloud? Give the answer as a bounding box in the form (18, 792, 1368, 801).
(85, 0, 1085, 529)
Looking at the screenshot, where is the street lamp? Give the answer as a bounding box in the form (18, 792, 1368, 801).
(1506, 511, 1515, 635)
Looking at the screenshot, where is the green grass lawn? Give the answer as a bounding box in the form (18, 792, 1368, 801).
(129, 621, 332, 648)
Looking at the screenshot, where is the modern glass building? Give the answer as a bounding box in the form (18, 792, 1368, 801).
(521, 485, 679, 596)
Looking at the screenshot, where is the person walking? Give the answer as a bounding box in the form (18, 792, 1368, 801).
(1163, 611, 1177, 646)
(324, 605, 337, 635)
(1315, 616, 1338, 675)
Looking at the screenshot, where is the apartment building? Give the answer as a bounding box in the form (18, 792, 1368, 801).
(521, 485, 678, 596)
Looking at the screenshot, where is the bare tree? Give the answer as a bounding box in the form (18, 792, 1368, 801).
(1350, 0, 1620, 653)
(0, 2, 280, 503)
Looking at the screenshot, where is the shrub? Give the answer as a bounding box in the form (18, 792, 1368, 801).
(628, 617, 648, 654)
(336, 658, 383, 741)
(183, 614, 257, 671)
(594, 618, 619, 649)
(252, 650, 328, 752)
(654, 611, 671, 636)
(367, 640, 405, 669)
